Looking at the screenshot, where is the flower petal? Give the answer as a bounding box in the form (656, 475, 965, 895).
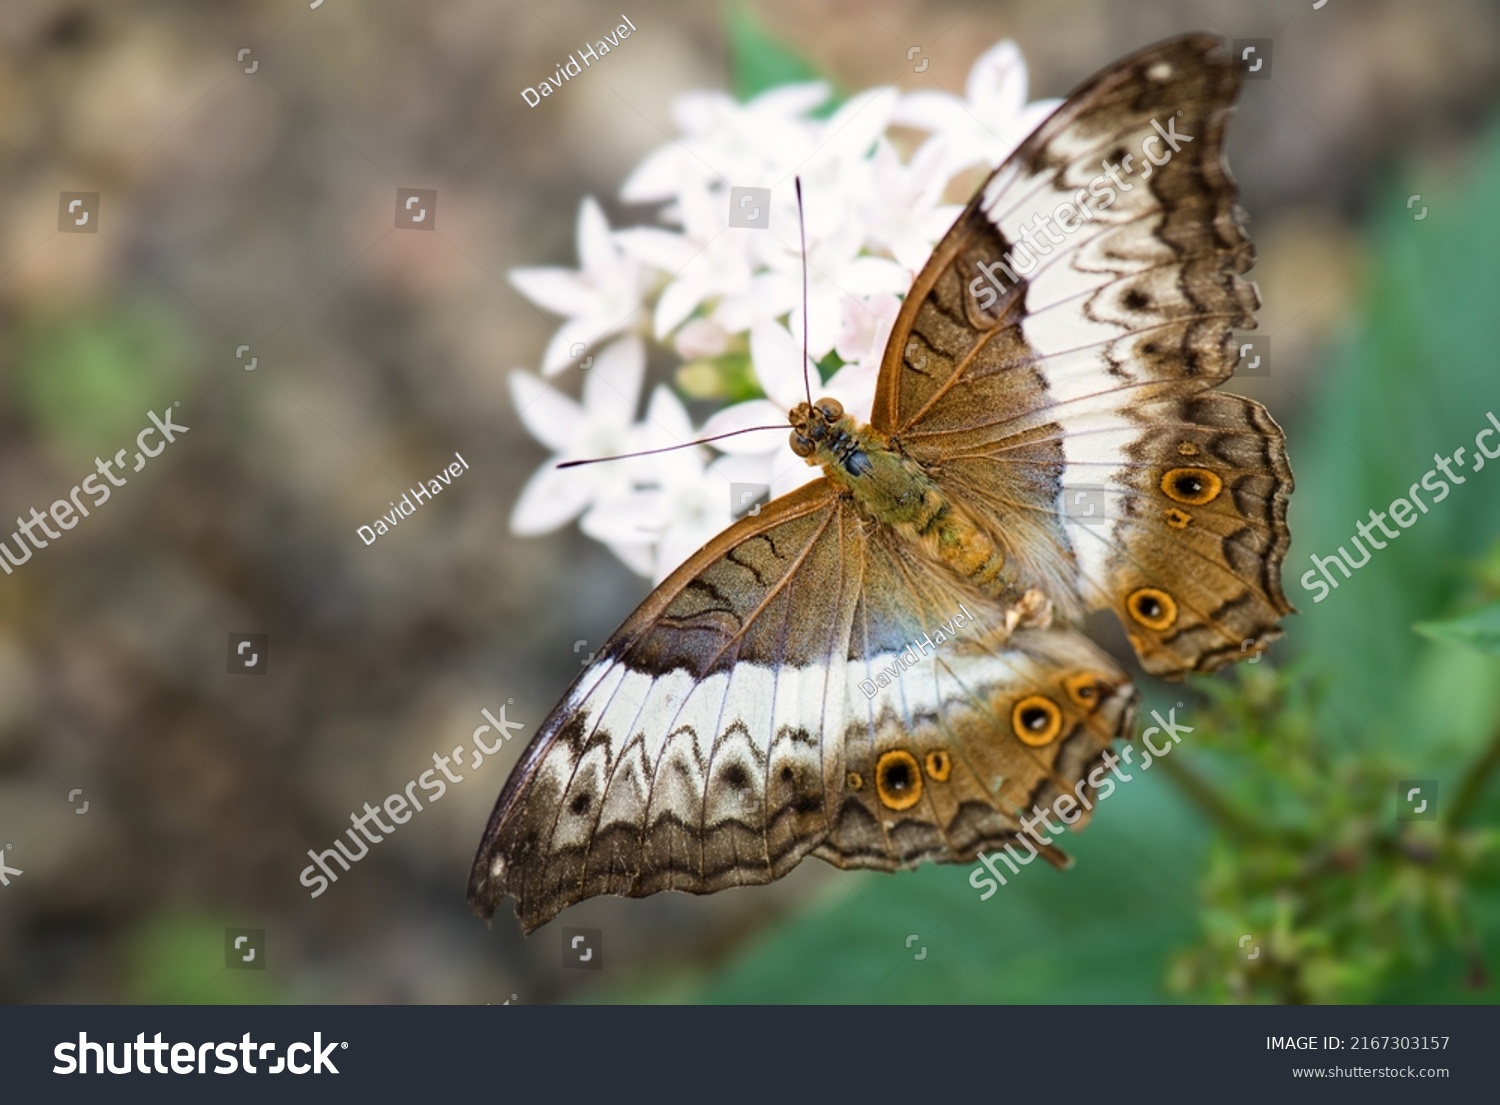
(604, 538, 657, 577)
(673, 318, 729, 360)
(542, 315, 626, 376)
(826, 361, 878, 423)
(614, 226, 696, 273)
(510, 462, 594, 535)
(707, 451, 778, 494)
(509, 266, 591, 318)
(582, 488, 666, 546)
(747, 81, 832, 120)
(640, 383, 695, 450)
(812, 87, 898, 169)
(621, 144, 688, 204)
(767, 456, 822, 499)
(510, 370, 580, 453)
(699, 400, 787, 453)
(967, 39, 1028, 116)
(582, 335, 645, 424)
(653, 277, 708, 339)
(890, 90, 967, 135)
(576, 197, 616, 279)
(749, 319, 815, 408)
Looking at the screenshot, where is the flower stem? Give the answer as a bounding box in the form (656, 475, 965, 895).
(1448, 724, 1500, 827)
(1155, 753, 1259, 839)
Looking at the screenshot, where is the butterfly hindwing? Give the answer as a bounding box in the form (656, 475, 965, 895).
(1078, 391, 1293, 675)
(873, 33, 1292, 675)
(823, 604, 1136, 872)
(470, 488, 1138, 931)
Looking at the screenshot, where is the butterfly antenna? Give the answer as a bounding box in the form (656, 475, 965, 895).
(556, 425, 786, 469)
(795, 176, 813, 409)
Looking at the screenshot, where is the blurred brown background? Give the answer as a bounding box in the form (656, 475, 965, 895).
(1, 0, 1497, 1004)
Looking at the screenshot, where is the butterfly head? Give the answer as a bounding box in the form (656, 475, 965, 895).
(788, 397, 851, 463)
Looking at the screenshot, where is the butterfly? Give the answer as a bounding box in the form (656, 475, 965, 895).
(470, 34, 1293, 933)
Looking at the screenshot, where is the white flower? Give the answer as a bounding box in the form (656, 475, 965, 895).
(615, 183, 761, 341)
(835, 291, 902, 376)
(786, 228, 907, 362)
(756, 88, 911, 358)
(892, 39, 1062, 178)
(650, 451, 769, 582)
(581, 387, 770, 581)
(857, 138, 965, 274)
(672, 317, 730, 360)
(620, 83, 829, 210)
(508, 335, 646, 536)
(509, 198, 646, 376)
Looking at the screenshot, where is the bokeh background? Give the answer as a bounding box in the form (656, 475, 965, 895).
(3, 0, 1500, 1004)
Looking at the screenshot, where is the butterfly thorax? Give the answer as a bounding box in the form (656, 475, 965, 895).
(790, 398, 1026, 607)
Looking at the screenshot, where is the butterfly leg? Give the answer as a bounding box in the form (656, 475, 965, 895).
(1004, 587, 1053, 634)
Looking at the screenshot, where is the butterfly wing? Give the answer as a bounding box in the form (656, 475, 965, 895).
(826, 519, 1136, 870)
(469, 480, 854, 932)
(469, 482, 1136, 932)
(874, 33, 1292, 677)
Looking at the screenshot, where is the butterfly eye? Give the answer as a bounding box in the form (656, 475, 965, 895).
(1012, 695, 1063, 746)
(789, 432, 815, 458)
(874, 749, 923, 810)
(1160, 466, 1222, 506)
(1127, 587, 1178, 631)
(924, 750, 952, 781)
(1064, 673, 1104, 712)
(815, 398, 844, 421)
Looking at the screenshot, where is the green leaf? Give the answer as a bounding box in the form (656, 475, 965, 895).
(726, 5, 831, 105)
(1417, 601, 1500, 655)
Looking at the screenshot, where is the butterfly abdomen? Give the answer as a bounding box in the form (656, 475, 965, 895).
(918, 500, 1017, 599)
(823, 419, 1023, 603)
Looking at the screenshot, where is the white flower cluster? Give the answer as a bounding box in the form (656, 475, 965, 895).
(508, 41, 1059, 582)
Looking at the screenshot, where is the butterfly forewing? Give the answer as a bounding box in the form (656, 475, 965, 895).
(469, 481, 855, 931)
(875, 33, 1292, 675)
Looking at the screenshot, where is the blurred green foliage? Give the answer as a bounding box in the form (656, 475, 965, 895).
(597, 21, 1500, 1005)
(1167, 663, 1497, 1003)
(1417, 601, 1500, 654)
(13, 300, 193, 465)
(125, 912, 289, 1005)
(727, 5, 833, 104)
